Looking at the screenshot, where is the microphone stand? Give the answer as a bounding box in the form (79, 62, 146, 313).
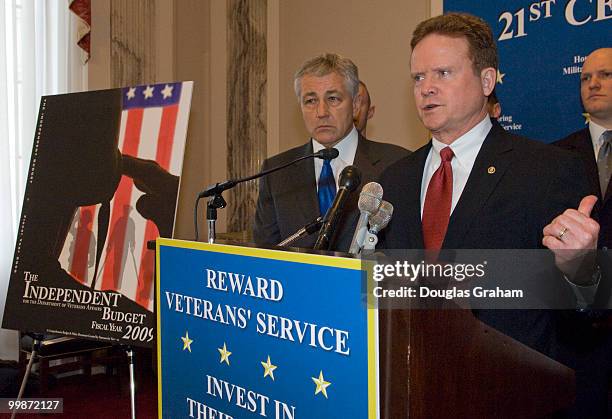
(194, 149, 338, 243)
(277, 217, 323, 247)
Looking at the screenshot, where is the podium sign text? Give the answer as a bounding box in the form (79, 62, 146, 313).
(156, 239, 378, 419)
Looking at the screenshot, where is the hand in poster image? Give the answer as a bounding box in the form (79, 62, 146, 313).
(121, 154, 180, 237)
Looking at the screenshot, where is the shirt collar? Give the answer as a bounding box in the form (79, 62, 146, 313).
(430, 116, 492, 169)
(312, 125, 359, 165)
(589, 120, 609, 147)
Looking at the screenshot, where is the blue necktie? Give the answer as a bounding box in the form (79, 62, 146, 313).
(318, 159, 336, 216)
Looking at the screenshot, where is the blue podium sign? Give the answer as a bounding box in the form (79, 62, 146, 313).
(156, 239, 378, 419)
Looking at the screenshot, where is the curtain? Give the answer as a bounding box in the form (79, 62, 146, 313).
(0, 0, 87, 361)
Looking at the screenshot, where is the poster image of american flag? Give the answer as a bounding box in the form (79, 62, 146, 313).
(3, 83, 192, 347)
(58, 82, 193, 311)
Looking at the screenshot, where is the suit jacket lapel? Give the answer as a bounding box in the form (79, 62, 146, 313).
(573, 129, 602, 198)
(333, 135, 390, 249)
(335, 136, 375, 244)
(292, 142, 320, 227)
(565, 129, 611, 204)
(443, 124, 513, 249)
(405, 143, 430, 249)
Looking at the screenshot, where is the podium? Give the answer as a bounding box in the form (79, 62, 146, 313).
(156, 239, 575, 418)
(156, 239, 376, 418)
(380, 308, 575, 418)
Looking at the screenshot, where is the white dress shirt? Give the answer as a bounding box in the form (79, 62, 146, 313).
(420, 116, 492, 217)
(312, 126, 359, 190)
(589, 120, 609, 159)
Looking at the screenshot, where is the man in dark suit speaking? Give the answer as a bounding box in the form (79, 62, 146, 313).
(380, 8, 601, 368)
(253, 53, 409, 251)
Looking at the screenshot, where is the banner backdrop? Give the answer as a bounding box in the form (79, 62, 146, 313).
(3, 82, 192, 347)
(444, 0, 610, 142)
(156, 240, 378, 419)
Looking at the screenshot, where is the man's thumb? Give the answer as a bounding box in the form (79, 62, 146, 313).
(577, 195, 598, 217)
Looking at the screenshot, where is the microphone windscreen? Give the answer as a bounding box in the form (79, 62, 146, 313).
(338, 165, 362, 192)
(369, 201, 393, 233)
(316, 148, 339, 160)
(358, 182, 383, 214)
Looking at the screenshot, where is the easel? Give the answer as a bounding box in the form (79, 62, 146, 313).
(13, 333, 140, 419)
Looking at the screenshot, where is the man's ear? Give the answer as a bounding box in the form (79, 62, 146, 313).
(353, 94, 362, 118)
(367, 105, 376, 121)
(481, 67, 496, 96)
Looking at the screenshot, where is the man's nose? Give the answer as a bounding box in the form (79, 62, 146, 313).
(588, 75, 601, 90)
(420, 79, 437, 97)
(316, 100, 330, 117)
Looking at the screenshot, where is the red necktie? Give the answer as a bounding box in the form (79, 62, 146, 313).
(422, 146, 454, 249)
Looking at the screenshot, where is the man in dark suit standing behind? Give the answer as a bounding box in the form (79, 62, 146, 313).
(254, 53, 409, 251)
(379, 13, 603, 417)
(554, 47, 611, 417)
(556, 48, 611, 250)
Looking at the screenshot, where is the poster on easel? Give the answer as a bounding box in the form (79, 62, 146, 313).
(3, 82, 193, 347)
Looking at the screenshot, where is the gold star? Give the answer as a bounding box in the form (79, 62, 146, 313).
(261, 356, 277, 381)
(218, 343, 232, 365)
(181, 331, 193, 352)
(496, 69, 505, 84)
(582, 113, 590, 125)
(311, 370, 331, 398)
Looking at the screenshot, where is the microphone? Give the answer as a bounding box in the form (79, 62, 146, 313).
(313, 147, 339, 161)
(313, 165, 362, 250)
(362, 200, 393, 251)
(348, 182, 383, 254)
(369, 200, 393, 234)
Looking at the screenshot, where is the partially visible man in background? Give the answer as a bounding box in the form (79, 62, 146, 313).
(554, 47, 611, 418)
(354, 81, 376, 136)
(556, 47, 611, 250)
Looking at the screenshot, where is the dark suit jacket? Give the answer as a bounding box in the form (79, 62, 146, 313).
(253, 134, 410, 252)
(379, 121, 591, 355)
(554, 127, 612, 315)
(554, 128, 612, 418)
(554, 128, 611, 248)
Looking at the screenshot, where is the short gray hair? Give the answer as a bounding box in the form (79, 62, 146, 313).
(293, 53, 359, 99)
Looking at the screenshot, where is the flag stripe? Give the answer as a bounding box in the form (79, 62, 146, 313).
(69, 205, 96, 283)
(135, 104, 179, 308)
(100, 108, 144, 290)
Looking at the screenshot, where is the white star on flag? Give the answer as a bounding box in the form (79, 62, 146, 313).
(161, 84, 174, 99)
(143, 85, 155, 99)
(126, 87, 136, 100)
